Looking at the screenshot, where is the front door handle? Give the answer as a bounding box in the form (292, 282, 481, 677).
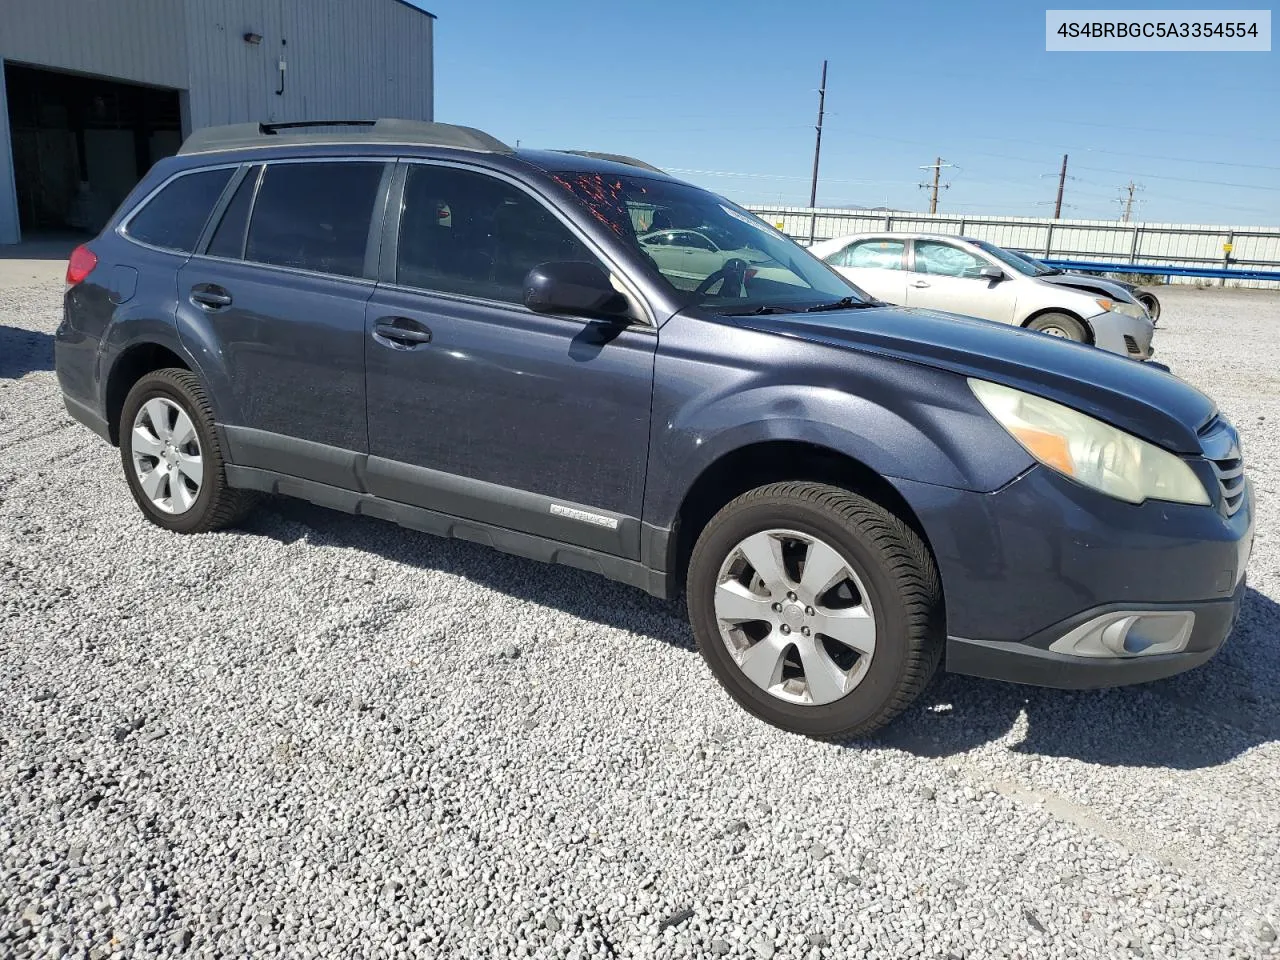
(372, 317, 433, 347)
(909, 280, 931, 288)
(190, 283, 232, 309)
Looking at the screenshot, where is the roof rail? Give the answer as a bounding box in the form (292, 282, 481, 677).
(555, 150, 666, 174)
(178, 119, 513, 156)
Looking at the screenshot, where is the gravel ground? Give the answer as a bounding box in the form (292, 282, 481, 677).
(2, 263, 1279, 960)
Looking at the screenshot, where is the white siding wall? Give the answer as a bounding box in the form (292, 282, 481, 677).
(752, 207, 1280, 289)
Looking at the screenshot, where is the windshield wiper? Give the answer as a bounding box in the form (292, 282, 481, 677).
(803, 297, 885, 313)
(721, 304, 789, 315)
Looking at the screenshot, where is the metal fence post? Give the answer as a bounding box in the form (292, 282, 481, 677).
(1221, 230, 1234, 287)
(1129, 225, 1141, 264)
(1043, 223, 1054, 258)
(958, 218, 966, 235)
(884, 213, 892, 231)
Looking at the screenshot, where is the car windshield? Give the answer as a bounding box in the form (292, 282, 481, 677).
(969, 239, 1048, 277)
(971, 241, 1058, 277)
(551, 171, 868, 312)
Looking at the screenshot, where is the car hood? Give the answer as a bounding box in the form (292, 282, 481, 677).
(1036, 272, 1139, 300)
(735, 306, 1215, 453)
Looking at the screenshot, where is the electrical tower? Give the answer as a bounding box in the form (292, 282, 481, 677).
(918, 157, 953, 214)
(807, 59, 828, 244)
(1053, 154, 1068, 219)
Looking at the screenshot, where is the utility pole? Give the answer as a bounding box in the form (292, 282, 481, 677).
(1118, 180, 1142, 222)
(918, 157, 952, 214)
(1053, 153, 1068, 219)
(807, 59, 828, 245)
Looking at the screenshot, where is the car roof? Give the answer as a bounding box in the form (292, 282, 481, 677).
(175, 119, 679, 184)
(817, 231, 984, 245)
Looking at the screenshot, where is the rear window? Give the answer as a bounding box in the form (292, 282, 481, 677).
(244, 162, 383, 278)
(124, 168, 234, 253)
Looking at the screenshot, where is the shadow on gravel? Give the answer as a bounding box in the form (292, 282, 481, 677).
(877, 586, 1280, 770)
(243, 498, 1277, 770)
(0, 325, 55, 378)
(247, 498, 696, 650)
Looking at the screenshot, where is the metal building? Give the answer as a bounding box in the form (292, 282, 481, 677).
(0, 0, 435, 244)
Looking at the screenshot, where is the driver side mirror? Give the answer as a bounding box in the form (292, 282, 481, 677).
(978, 265, 1006, 282)
(523, 261, 631, 320)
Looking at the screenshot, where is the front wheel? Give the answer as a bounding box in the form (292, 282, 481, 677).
(1026, 312, 1089, 342)
(1137, 293, 1160, 325)
(686, 482, 943, 739)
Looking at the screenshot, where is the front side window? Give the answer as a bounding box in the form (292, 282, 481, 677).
(913, 241, 986, 278)
(397, 164, 596, 303)
(125, 168, 234, 253)
(551, 172, 863, 311)
(244, 162, 383, 278)
(835, 239, 905, 270)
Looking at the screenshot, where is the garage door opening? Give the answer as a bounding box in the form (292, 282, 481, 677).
(3, 63, 183, 237)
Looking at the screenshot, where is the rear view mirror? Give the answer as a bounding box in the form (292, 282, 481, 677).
(524, 261, 630, 319)
(978, 265, 1006, 282)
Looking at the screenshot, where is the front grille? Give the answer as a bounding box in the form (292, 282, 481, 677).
(1199, 416, 1246, 516)
(1123, 335, 1141, 355)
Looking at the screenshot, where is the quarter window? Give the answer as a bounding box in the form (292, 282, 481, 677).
(244, 162, 383, 278)
(913, 241, 986, 278)
(205, 166, 260, 260)
(397, 165, 596, 304)
(833, 239, 905, 270)
(125, 168, 234, 253)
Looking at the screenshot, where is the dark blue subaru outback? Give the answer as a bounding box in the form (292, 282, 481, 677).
(55, 119, 1253, 738)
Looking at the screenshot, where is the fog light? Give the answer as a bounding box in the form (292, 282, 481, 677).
(1049, 610, 1195, 659)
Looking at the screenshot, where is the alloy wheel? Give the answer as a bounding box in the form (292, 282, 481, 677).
(130, 397, 203, 515)
(713, 528, 876, 705)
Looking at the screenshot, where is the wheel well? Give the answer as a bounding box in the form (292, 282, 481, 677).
(1021, 307, 1094, 344)
(672, 440, 936, 591)
(104, 344, 189, 445)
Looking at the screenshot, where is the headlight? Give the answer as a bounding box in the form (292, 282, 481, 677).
(1095, 297, 1148, 320)
(969, 379, 1210, 506)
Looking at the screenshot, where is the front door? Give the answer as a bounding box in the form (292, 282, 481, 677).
(363, 162, 656, 559)
(904, 239, 1018, 323)
(176, 160, 387, 483)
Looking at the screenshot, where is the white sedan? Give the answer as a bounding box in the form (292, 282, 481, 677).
(809, 232, 1155, 360)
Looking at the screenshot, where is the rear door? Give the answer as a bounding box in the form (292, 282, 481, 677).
(824, 237, 908, 305)
(905, 239, 1017, 323)
(362, 160, 656, 559)
(176, 159, 389, 484)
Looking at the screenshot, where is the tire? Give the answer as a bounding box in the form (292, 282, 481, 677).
(1026, 312, 1089, 342)
(118, 368, 256, 533)
(1137, 293, 1160, 324)
(687, 482, 943, 740)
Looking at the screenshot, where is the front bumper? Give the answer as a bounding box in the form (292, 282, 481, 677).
(946, 582, 1245, 688)
(893, 465, 1254, 690)
(1089, 309, 1155, 360)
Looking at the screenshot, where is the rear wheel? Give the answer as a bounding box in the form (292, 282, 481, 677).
(687, 482, 943, 739)
(1027, 311, 1088, 342)
(119, 368, 255, 533)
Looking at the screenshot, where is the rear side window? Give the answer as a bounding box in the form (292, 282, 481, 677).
(834, 239, 904, 270)
(244, 162, 383, 278)
(125, 168, 234, 253)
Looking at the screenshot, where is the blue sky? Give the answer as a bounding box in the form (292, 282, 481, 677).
(416, 0, 1278, 225)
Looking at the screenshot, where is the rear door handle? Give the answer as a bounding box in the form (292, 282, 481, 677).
(372, 317, 433, 347)
(190, 283, 232, 309)
(909, 280, 931, 288)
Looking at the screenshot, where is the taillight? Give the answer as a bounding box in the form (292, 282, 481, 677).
(66, 244, 98, 288)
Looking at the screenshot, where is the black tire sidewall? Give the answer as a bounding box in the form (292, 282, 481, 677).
(688, 493, 919, 739)
(1028, 312, 1088, 342)
(119, 373, 223, 534)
